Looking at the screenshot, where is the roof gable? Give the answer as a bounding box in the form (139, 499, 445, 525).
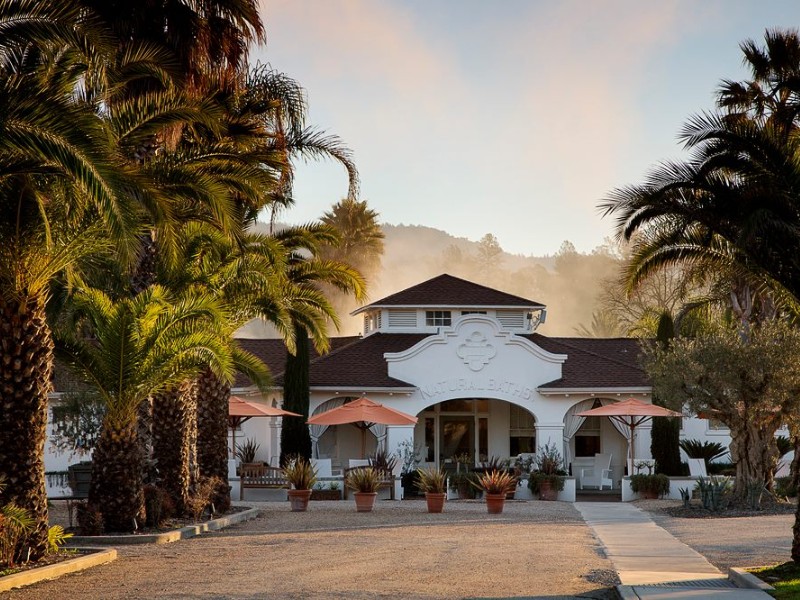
(353, 274, 544, 314)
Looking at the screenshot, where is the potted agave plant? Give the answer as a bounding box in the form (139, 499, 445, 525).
(415, 467, 447, 513)
(474, 469, 517, 514)
(283, 457, 317, 512)
(346, 467, 382, 512)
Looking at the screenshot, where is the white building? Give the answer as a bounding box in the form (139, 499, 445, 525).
(235, 274, 658, 486)
(48, 273, 763, 497)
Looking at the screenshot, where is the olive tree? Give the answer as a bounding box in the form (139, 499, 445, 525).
(644, 321, 800, 502)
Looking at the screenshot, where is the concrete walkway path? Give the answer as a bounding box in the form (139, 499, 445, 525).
(576, 502, 772, 599)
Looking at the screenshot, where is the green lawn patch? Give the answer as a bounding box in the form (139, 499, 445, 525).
(749, 562, 800, 599)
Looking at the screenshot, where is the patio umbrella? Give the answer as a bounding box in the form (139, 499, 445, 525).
(228, 396, 301, 458)
(307, 397, 418, 458)
(575, 398, 682, 469)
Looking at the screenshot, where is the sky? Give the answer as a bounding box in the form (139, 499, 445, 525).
(252, 1, 800, 257)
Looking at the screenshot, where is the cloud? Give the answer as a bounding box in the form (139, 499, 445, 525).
(253, 1, 714, 255)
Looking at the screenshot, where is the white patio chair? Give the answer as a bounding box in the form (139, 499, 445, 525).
(311, 458, 333, 478)
(687, 458, 707, 478)
(579, 453, 613, 490)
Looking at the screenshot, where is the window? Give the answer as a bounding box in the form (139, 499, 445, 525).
(441, 399, 473, 412)
(707, 418, 729, 432)
(425, 310, 452, 327)
(425, 418, 435, 462)
(461, 310, 486, 315)
(574, 416, 601, 457)
(509, 405, 535, 455)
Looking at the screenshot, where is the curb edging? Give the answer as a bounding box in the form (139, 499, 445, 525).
(0, 548, 117, 592)
(615, 584, 639, 599)
(728, 567, 775, 591)
(67, 507, 260, 545)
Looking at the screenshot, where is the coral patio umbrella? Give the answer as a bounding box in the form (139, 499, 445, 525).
(575, 398, 682, 469)
(307, 397, 418, 457)
(229, 396, 301, 458)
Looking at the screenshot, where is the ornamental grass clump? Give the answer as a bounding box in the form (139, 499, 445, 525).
(283, 456, 317, 490)
(474, 469, 517, 495)
(346, 467, 382, 493)
(235, 438, 260, 464)
(415, 467, 447, 494)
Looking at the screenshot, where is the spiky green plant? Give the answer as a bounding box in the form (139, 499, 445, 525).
(283, 457, 317, 491)
(415, 467, 447, 494)
(474, 470, 517, 495)
(345, 467, 382, 494)
(679, 439, 729, 463)
(46, 525, 73, 554)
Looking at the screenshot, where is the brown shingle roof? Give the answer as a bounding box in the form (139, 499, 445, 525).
(279, 333, 425, 388)
(234, 336, 361, 388)
(353, 274, 544, 314)
(287, 333, 647, 391)
(527, 335, 649, 389)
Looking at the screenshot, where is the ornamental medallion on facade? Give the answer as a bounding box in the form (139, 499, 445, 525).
(457, 331, 497, 371)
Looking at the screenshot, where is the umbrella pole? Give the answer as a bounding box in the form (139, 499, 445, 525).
(361, 428, 366, 459)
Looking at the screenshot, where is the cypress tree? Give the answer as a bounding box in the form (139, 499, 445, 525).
(650, 312, 683, 475)
(280, 323, 312, 463)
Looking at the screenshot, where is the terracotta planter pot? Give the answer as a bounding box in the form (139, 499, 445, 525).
(538, 480, 558, 501)
(425, 492, 446, 513)
(485, 493, 506, 514)
(639, 489, 658, 500)
(288, 489, 312, 512)
(353, 491, 378, 512)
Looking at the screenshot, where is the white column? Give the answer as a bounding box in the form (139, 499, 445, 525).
(535, 422, 566, 468)
(269, 419, 282, 465)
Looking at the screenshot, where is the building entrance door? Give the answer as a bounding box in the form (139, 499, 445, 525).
(440, 417, 474, 464)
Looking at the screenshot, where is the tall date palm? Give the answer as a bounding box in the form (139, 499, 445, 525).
(0, 1, 136, 558)
(56, 286, 234, 531)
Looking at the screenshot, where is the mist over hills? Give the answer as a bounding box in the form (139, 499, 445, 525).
(239, 222, 621, 339)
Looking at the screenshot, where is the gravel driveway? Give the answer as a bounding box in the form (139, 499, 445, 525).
(1, 500, 618, 600)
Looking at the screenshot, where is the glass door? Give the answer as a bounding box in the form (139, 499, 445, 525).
(440, 417, 474, 466)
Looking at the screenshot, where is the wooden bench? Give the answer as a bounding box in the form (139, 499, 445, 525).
(342, 466, 396, 500)
(239, 464, 289, 500)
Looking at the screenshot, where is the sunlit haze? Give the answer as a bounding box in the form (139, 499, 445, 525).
(254, 0, 800, 256)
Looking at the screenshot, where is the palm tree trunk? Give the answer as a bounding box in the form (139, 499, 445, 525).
(152, 380, 197, 514)
(196, 367, 231, 511)
(90, 415, 145, 532)
(0, 295, 52, 560)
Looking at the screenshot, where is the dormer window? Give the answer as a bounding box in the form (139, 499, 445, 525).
(425, 310, 452, 327)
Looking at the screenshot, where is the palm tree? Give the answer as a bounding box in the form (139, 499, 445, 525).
(163, 223, 342, 507)
(75, 0, 265, 93)
(150, 225, 277, 512)
(601, 113, 800, 310)
(239, 65, 360, 230)
(717, 28, 800, 136)
(276, 224, 367, 462)
(56, 286, 235, 531)
(0, 1, 138, 558)
(319, 198, 384, 316)
(600, 29, 800, 511)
